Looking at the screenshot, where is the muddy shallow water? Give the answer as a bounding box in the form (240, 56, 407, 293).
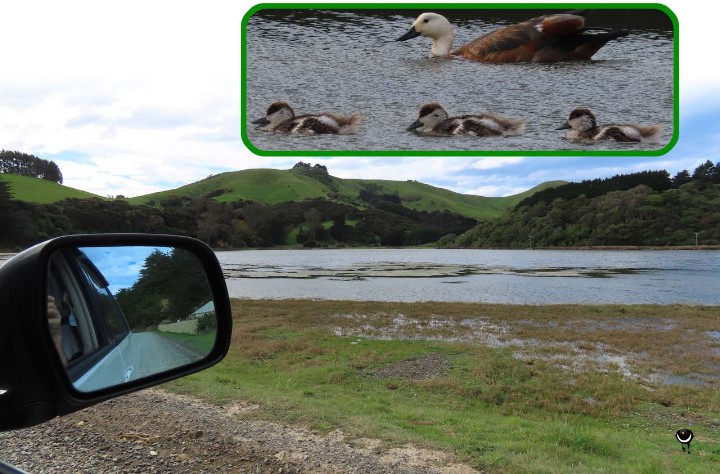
(244, 8, 675, 153)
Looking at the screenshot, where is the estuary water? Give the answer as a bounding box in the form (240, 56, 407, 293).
(219, 249, 719, 305)
(244, 8, 675, 153)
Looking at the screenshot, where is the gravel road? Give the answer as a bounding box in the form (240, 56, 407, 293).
(0, 389, 477, 474)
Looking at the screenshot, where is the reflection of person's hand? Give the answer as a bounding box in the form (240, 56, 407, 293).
(47, 296, 66, 365)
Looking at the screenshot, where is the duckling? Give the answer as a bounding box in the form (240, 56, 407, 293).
(407, 103, 526, 137)
(556, 108, 662, 143)
(252, 102, 362, 135)
(396, 11, 628, 63)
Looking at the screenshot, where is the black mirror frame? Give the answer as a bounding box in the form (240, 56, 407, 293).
(0, 234, 232, 431)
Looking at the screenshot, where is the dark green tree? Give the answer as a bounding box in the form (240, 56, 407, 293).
(115, 248, 211, 329)
(0, 149, 63, 183)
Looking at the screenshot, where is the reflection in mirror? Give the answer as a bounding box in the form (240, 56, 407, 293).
(46, 246, 217, 392)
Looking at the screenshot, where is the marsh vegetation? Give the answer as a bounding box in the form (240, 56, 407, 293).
(170, 299, 720, 472)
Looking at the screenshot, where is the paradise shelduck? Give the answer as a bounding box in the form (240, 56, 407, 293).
(396, 11, 628, 63)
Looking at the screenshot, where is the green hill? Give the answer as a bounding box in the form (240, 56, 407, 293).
(4, 167, 566, 222)
(0, 173, 100, 204)
(128, 169, 334, 206)
(129, 168, 565, 221)
(346, 179, 566, 220)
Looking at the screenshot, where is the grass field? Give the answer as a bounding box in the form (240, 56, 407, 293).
(0, 174, 100, 203)
(156, 330, 217, 355)
(168, 299, 720, 473)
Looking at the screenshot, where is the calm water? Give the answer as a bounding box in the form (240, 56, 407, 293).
(219, 249, 718, 305)
(244, 8, 675, 153)
(1, 249, 715, 304)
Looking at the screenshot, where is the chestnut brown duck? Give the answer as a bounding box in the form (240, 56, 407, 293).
(396, 11, 628, 63)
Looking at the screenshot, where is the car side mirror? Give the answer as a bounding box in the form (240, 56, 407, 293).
(0, 234, 232, 431)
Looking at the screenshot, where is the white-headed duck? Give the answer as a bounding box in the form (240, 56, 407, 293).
(556, 108, 662, 143)
(252, 102, 363, 135)
(396, 11, 628, 63)
(408, 103, 526, 137)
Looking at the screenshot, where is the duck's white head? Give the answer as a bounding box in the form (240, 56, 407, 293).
(556, 108, 597, 132)
(407, 103, 449, 131)
(252, 101, 295, 128)
(396, 13, 455, 57)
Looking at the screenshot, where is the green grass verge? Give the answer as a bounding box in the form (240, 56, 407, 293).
(155, 330, 216, 355)
(167, 300, 720, 473)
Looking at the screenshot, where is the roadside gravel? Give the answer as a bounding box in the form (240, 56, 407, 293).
(0, 389, 477, 474)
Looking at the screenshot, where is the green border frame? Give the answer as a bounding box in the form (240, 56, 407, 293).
(241, 3, 679, 157)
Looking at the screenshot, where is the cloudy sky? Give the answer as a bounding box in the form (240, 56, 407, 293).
(1, 0, 717, 198)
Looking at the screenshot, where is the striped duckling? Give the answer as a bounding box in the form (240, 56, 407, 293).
(252, 102, 363, 135)
(556, 108, 662, 143)
(407, 103, 526, 137)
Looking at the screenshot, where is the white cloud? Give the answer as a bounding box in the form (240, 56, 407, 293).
(470, 157, 525, 170)
(1, 0, 717, 199)
(465, 185, 530, 197)
(322, 157, 477, 183)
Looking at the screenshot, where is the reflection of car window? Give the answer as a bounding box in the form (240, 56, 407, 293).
(48, 249, 133, 386)
(77, 263, 129, 345)
(48, 256, 99, 365)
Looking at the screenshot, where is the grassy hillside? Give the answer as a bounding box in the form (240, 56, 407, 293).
(5, 168, 565, 222)
(129, 168, 565, 221)
(347, 179, 566, 220)
(128, 169, 335, 206)
(0, 173, 100, 203)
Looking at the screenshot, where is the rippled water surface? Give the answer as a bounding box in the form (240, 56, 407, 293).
(244, 8, 675, 153)
(219, 249, 718, 304)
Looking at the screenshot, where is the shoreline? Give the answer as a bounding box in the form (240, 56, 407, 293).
(4, 244, 719, 254)
(214, 244, 720, 252)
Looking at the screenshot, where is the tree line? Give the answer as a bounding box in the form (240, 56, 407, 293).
(0, 183, 478, 250)
(517, 161, 720, 208)
(2, 160, 718, 250)
(451, 161, 720, 248)
(0, 149, 63, 184)
(115, 248, 211, 330)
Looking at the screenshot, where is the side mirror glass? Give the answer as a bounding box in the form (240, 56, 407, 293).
(47, 245, 218, 393)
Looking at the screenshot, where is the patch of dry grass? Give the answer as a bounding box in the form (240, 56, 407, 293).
(226, 299, 720, 416)
(233, 300, 719, 387)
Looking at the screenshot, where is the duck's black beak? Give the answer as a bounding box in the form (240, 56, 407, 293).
(407, 119, 423, 131)
(397, 26, 421, 41)
(252, 117, 270, 126)
(555, 122, 571, 130)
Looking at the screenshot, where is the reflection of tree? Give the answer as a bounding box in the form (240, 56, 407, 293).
(115, 249, 210, 330)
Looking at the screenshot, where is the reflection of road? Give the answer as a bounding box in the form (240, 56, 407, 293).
(131, 332, 204, 380)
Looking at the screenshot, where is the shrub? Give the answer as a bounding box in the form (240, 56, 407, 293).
(195, 312, 217, 334)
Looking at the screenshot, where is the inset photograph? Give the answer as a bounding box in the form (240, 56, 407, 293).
(242, 6, 676, 155)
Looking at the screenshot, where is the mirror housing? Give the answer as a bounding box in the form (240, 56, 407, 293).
(0, 234, 232, 431)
